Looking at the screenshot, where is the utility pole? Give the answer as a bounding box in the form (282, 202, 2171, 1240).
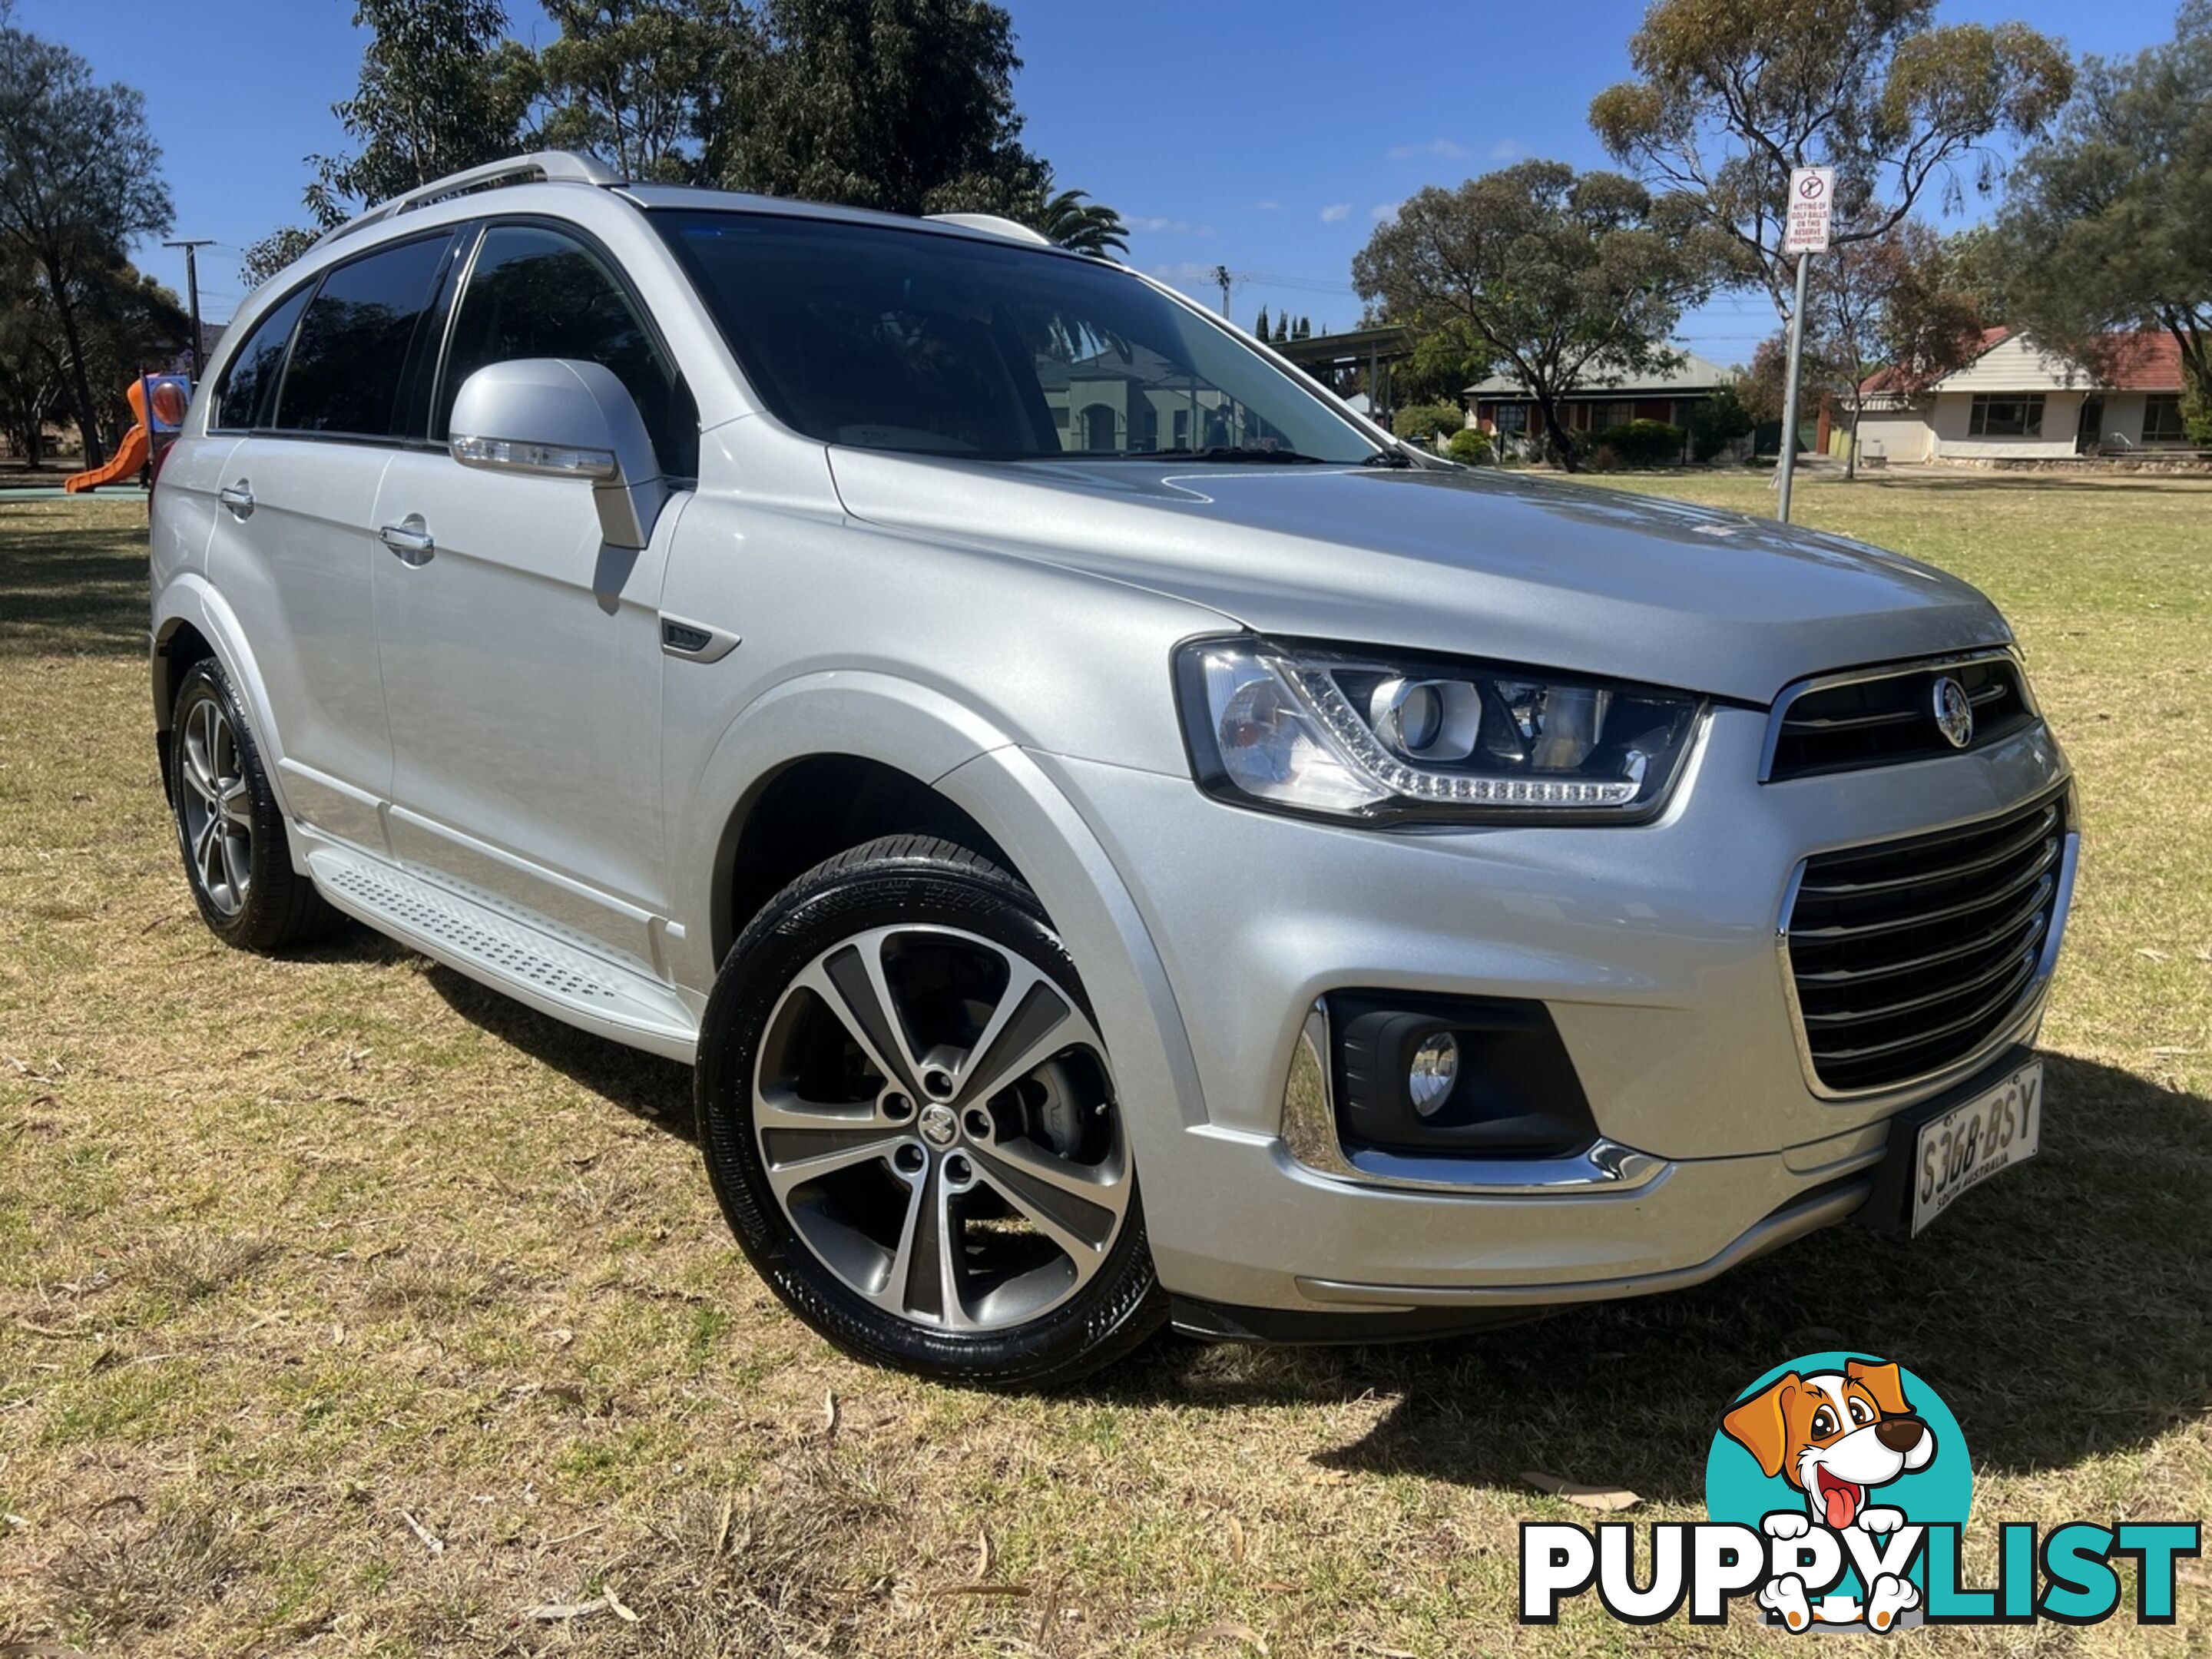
(1208, 264, 1233, 318)
(164, 240, 216, 380)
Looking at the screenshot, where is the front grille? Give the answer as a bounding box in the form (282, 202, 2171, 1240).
(1784, 791, 2068, 1093)
(1767, 657, 2036, 781)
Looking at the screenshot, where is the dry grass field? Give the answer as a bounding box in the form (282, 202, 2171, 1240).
(2, 472, 2208, 1656)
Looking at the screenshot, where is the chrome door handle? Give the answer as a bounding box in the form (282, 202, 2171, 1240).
(218, 482, 254, 518)
(378, 519, 435, 565)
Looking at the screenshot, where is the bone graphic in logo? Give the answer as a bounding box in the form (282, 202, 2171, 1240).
(1932, 676, 1974, 749)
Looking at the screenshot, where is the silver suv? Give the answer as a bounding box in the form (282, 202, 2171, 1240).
(150, 153, 2075, 1385)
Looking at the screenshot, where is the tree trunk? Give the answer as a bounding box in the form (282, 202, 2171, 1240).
(1844, 397, 1863, 481)
(1532, 386, 1579, 472)
(41, 253, 106, 469)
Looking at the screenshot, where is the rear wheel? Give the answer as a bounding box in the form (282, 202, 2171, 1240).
(168, 659, 336, 950)
(696, 836, 1166, 1387)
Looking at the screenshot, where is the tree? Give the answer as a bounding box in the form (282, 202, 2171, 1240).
(1025, 180, 1125, 257)
(240, 227, 320, 293)
(1352, 160, 1732, 469)
(0, 251, 67, 468)
(306, 0, 539, 227)
(71, 257, 191, 452)
(1253, 306, 1270, 342)
(704, 0, 1042, 216)
(537, 0, 719, 182)
(1590, 1, 2072, 323)
(1295, 316, 1311, 339)
(1392, 399, 1462, 443)
(1273, 315, 1290, 343)
(1684, 381, 1754, 461)
(1990, 2, 2212, 427)
(0, 18, 172, 465)
(1810, 220, 1988, 475)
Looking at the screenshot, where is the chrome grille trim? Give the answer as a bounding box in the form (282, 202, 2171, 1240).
(1777, 788, 2076, 1098)
(1760, 649, 2042, 783)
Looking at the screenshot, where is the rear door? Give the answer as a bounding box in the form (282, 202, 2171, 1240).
(203, 232, 459, 849)
(369, 220, 700, 971)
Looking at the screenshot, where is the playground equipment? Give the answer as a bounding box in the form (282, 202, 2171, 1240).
(65, 374, 191, 493)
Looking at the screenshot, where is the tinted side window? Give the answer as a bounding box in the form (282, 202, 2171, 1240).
(438, 224, 698, 478)
(276, 234, 452, 438)
(213, 286, 311, 432)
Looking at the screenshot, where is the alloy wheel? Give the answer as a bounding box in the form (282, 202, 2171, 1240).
(752, 924, 1130, 1332)
(177, 694, 253, 917)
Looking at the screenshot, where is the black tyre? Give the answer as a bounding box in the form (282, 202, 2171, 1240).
(697, 835, 1167, 1387)
(168, 658, 337, 951)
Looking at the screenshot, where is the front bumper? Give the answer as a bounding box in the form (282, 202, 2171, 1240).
(1035, 703, 2071, 1318)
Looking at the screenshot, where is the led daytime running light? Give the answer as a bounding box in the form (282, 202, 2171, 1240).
(1283, 664, 1641, 807)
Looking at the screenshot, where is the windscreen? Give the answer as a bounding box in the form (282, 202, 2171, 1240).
(654, 210, 1378, 463)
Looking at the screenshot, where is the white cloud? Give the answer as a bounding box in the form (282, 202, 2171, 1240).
(1319, 202, 1352, 223)
(1253, 199, 1285, 212)
(1126, 215, 1213, 235)
(1387, 137, 1472, 161)
(1488, 139, 1526, 161)
(1371, 201, 1402, 221)
(1151, 261, 1221, 285)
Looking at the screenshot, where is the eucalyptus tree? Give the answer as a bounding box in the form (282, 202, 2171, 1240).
(1590, 0, 2072, 321)
(0, 16, 171, 465)
(1353, 160, 1733, 469)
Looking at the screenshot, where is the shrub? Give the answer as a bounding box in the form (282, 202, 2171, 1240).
(2184, 390, 2212, 447)
(1446, 428, 1494, 465)
(1591, 418, 1685, 468)
(1686, 386, 1753, 462)
(1585, 443, 1624, 472)
(1392, 400, 1464, 443)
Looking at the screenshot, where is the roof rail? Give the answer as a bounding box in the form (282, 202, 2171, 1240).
(313, 151, 624, 251)
(926, 212, 1053, 247)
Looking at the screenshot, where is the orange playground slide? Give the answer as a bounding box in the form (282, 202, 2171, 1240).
(65, 379, 154, 493)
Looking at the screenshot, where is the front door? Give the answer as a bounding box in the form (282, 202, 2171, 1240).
(371, 220, 700, 972)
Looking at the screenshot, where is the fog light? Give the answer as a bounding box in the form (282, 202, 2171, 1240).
(1408, 1031, 1459, 1116)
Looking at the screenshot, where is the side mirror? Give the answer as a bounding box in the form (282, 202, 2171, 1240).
(448, 359, 668, 550)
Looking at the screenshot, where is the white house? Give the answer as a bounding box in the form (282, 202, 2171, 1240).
(1856, 329, 2192, 464)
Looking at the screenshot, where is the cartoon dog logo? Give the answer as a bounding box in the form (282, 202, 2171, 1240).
(1721, 1359, 1936, 1631)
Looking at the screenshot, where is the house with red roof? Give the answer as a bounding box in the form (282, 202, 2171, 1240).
(1854, 328, 2193, 464)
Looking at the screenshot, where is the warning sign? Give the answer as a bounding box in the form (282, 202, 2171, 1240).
(1784, 167, 1835, 254)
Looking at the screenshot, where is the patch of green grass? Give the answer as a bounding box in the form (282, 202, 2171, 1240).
(1, 483, 2208, 1654)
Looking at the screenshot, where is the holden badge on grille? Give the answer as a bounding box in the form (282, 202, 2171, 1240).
(1932, 676, 1975, 749)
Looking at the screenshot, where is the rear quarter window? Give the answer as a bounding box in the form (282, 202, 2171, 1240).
(212, 285, 312, 432)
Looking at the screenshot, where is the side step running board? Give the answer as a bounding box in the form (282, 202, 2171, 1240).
(306, 846, 700, 1062)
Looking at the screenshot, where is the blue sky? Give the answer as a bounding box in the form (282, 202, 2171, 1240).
(14, 0, 2179, 364)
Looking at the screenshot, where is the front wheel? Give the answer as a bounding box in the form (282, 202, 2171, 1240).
(167, 658, 336, 951)
(696, 836, 1167, 1387)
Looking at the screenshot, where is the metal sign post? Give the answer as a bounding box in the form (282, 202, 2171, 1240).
(1775, 166, 1834, 524)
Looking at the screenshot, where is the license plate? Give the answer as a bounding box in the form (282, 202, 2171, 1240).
(1911, 1061, 2041, 1235)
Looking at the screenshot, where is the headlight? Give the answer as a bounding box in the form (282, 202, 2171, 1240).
(1175, 637, 1703, 824)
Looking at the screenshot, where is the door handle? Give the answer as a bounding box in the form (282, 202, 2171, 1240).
(378, 518, 435, 565)
(218, 482, 254, 518)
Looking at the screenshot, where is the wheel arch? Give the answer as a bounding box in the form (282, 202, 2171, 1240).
(152, 577, 294, 817)
(710, 752, 1016, 965)
(670, 672, 1208, 1150)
